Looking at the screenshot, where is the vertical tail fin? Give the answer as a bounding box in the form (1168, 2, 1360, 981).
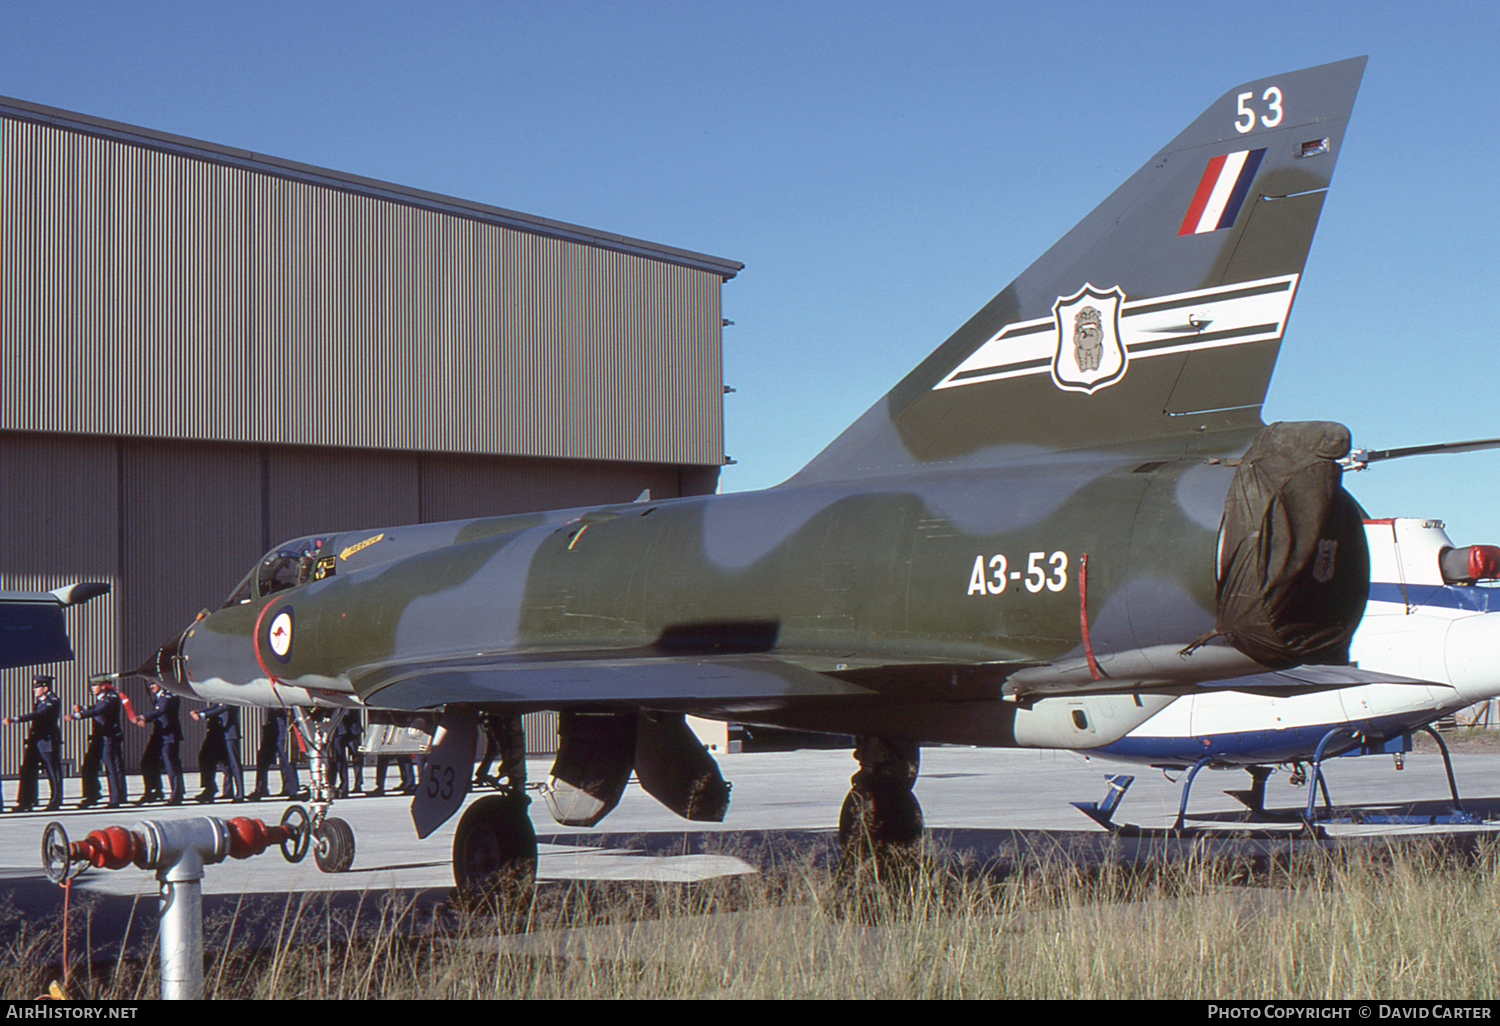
(792, 57, 1366, 484)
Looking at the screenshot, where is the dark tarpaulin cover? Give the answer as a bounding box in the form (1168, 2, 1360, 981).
(1215, 421, 1369, 670)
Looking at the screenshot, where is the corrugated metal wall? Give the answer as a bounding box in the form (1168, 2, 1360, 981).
(0, 114, 726, 464)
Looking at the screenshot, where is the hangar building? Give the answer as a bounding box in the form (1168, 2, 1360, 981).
(0, 95, 741, 778)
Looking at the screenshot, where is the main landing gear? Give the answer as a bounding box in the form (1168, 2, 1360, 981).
(838, 738, 924, 876)
(452, 715, 536, 908)
(452, 790, 537, 911)
(291, 708, 539, 908)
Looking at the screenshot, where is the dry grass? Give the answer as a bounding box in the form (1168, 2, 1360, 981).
(8, 835, 1500, 999)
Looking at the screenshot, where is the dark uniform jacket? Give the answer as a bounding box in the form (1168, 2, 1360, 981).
(13, 692, 61, 743)
(76, 688, 123, 738)
(143, 691, 183, 741)
(200, 704, 240, 739)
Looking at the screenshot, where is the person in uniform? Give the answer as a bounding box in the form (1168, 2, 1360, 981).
(373, 751, 416, 795)
(248, 707, 301, 801)
(329, 709, 364, 797)
(191, 702, 242, 802)
(70, 678, 127, 808)
(4, 675, 63, 812)
(475, 712, 528, 792)
(133, 679, 184, 805)
(474, 711, 501, 787)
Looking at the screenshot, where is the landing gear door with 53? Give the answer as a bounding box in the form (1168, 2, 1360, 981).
(412, 711, 477, 839)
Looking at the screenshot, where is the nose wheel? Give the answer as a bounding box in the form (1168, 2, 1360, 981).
(312, 816, 355, 873)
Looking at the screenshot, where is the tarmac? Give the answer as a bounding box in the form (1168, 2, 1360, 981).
(3, 743, 1499, 963)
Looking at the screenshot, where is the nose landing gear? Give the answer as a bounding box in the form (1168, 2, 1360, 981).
(287, 709, 357, 873)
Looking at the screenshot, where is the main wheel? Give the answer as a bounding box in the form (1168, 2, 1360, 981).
(313, 816, 356, 873)
(452, 794, 537, 912)
(831, 784, 926, 921)
(838, 782, 924, 851)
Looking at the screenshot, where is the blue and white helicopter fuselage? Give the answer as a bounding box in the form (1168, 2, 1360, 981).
(1092, 518, 1500, 769)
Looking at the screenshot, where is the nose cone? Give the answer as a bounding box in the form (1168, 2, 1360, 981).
(137, 624, 196, 698)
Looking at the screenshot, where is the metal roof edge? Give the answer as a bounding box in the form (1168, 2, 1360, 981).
(0, 94, 743, 281)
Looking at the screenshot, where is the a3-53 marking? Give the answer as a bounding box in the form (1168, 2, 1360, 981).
(967, 551, 1068, 596)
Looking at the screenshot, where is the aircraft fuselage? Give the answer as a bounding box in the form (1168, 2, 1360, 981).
(170, 452, 1238, 748)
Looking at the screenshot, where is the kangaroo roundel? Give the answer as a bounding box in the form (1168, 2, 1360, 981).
(1051, 284, 1127, 394)
(268, 607, 294, 662)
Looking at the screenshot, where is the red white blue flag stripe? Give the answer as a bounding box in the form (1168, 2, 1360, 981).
(1178, 148, 1266, 236)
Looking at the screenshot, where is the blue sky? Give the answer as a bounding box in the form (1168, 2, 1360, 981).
(3, 1, 1499, 542)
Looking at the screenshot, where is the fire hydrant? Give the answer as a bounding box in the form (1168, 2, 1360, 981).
(42, 807, 311, 1000)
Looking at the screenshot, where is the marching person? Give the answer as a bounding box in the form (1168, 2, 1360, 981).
(190, 702, 243, 802)
(474, 711, 501, 788)
(248, 707, 301, 801)
(372, 752, 416, 796)
(133, 679, 184, 805)
(475, 712, 527, 792)
(69, 676, 127, 808)
(3, 674, 63, 812)
(329, 709, 364, 798)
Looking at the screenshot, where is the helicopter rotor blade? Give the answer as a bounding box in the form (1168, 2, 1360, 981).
(1346, 437, 1500, 468)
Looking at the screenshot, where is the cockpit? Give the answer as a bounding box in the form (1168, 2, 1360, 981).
(220, 536, 331, 608)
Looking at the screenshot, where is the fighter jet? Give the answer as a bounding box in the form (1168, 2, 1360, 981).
(1076, 516, 1500, 829)
(141, 58, 1377, 896)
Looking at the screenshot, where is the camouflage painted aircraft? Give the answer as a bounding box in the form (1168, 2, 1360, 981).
(140, 57, 1380, 894)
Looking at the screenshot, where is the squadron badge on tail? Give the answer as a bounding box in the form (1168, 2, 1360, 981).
(1051, 284, 1126, 393)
